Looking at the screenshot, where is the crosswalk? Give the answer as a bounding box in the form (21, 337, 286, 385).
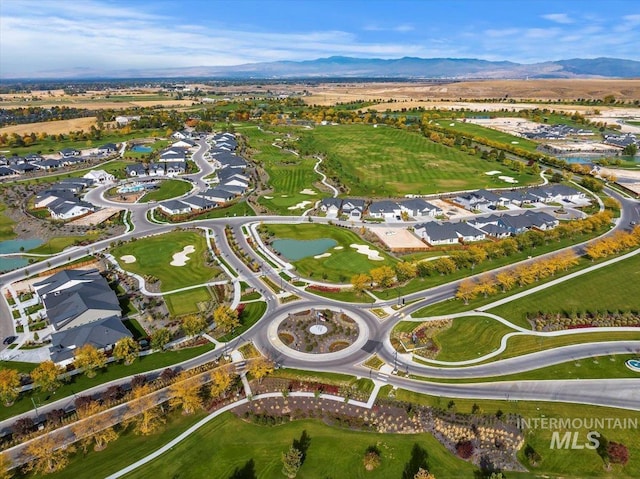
(234, 360, 247, 373)
(376, 372, 390, 383)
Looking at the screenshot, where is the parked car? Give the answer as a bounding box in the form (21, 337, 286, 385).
(3, 336, 17, 345)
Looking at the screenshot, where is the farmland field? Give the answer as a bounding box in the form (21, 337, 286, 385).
(297, 124, 539, 196)
(0, 117, 97, 136)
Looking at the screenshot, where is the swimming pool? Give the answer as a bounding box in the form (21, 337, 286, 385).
(131, 145, 152, 153)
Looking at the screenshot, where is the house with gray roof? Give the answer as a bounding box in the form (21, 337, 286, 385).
(50, 315, 132, 364)
(341, 199, 366, 219)
(201, 187, 235, 204)
(126, 164, 147, 177)
(158, 200, 192, 216)
(34, 269, 121, 332)
(414, 222, 486, 245)
(181, 195, 215, 211)
(368, 200, 401, 220)
(319, 198, 342, 217)
(398, 198, 442, 218)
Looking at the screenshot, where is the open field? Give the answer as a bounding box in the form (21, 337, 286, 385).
(303, 79, 640, 104)
(431, 119, 540, 153)
(297, 124, 539, 196)
(163, 286, 213, 317)
(125, 412, 476, 479)
(490, 253, 640, 324)
(0, 203, 16, 241)
(262, 223, 395, 282)
(139, 178, 192, 203)
(111, 230, 221, 291)
(27, 234, 100, 254)
(0, 117, 97, 136)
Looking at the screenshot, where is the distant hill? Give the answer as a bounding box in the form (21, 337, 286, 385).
(9, 56, 640, 80)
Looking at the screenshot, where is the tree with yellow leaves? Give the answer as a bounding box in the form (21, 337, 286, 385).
(74, 344, 107, 378)
(0, 452, 11, 479)
(0, 369, 20, 407)
(369, 265, 395, 288)
(213, 305, 240, 334)
(170, 371, 203, 415)
(456, 279, 478, 305)
(181, 314, 207, 337)
(113, 337, 140, 366)
(350, 273, 370, 295)
(495, 270, 516, 293)
(210, 367, 234, 398)
(72, 401, 118, 452)
(475, 274, 497, 298)
(128, 384, 165, 436)
(30, 361, 63, 392)
(249, 357, 274, 383)
(21, 433, 74, 475)
(414, 468, 436, 479)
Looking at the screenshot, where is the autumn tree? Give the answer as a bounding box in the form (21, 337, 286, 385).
(369, 265, 395, 288)
(281, 446, 303, 478)
(456, 279, 478, 305)
(395, 261, 417, 282)
(495, 270, 516, 293)
(213, 305, 240, 334)
(414, 468, 436, 479)
(170, 371, 203, 415)
(363, 448, 381, 471)
(74, 344, 106, 378)
(72, 401, 118, 452)
(475, 274, 497, 298)
(30, 361, 63, 392)
(181, 314, 207, 337)
(128, 384, 165, 436)
(350, 273, 370, 295)
(607, 441, 629, 465)
(514, 265, 536, 287)
(0, 452, 11, 479)
(249, 357, 274, 383)
(113, 337, 140, 365)
(0, 369, 20, 406)
(21, 433, 74, 475)
(433, 257, 456, 275)
(150, 328, 171, 351)
(209, 367, 233, 398)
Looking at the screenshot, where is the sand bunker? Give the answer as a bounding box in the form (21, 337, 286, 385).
(263, 195, 273, 199)
(287, 200, 312, 210)
(334, 246, 344, 250)
(120, 255, 137, 264)
(499, 176, 519, 184)
(485, 170, 501, 176)
(314, 252, 331, 259)
(350, 244, 384, 261)
(300, 188, 317, 195)
(170, 245, 195, 267)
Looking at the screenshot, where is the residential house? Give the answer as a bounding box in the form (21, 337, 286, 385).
(455, 189, 509, 211)
(49, 315, 132, 364)
(33, 159, 63, 170)
(148, 163, 165, 176)
(97, 143, 118, 155)
(368, 200, 401, 220)
(126, 164, 147, 177)
(171, 139, 197, 149)
(164, 161, 187, 177)
(83, 169, 115, 185)
(414, 222, 486, 246)
(341, 199, 366, 220)
(181, 196, 215, 211)
(201, 187, 235, 204)
(319, 198, 342, 217)
(398, 198, 442, 218)
(59, 147, 81, 158)
(158, 200, 192, 216)
(33, 269, 121, 332)
(47, 198, 94, 220)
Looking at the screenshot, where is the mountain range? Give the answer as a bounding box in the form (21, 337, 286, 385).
(14, 57, 640, 80)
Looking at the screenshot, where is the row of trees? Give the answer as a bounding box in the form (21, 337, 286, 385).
(584, 226, 640, 261)
(350, 211, 613, 292)
(455, 250, 581, 305)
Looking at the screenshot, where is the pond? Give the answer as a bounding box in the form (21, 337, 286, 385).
(271, 238, 337, 261)
(0, 238, 44, 272)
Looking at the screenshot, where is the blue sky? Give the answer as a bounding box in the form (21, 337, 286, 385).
(1, 0, 639, 77)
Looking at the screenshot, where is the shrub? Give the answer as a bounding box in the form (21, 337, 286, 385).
(456, 440, 474, 459)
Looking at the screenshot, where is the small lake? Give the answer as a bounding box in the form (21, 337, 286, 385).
(271, 238, 337, 261)
(0, 238, 43, 272)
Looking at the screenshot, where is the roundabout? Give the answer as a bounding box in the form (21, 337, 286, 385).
(267, 306, 371, 361)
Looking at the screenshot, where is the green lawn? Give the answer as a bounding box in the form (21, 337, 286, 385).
(164, 287, 214, 317)
(305, 287, 376, 303)
(432, 316, 516, 362)
(296, 124, 540, 196)
(490, 253, 640, 324)
(139, 179, 192, 203)
(432, 120, 540, 153)
(27, 234, 99, 254)
(125, 412, 477, 479)
(218, 301, 267, 341)
(111, 231, 221, 291)
(0, 203, 16, 241)
(262, 223, 396, 283)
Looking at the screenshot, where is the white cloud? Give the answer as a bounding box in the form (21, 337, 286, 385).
(542, 13, 574, 24)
